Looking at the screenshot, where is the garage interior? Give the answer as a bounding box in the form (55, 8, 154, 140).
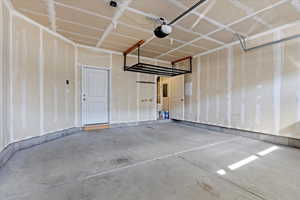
(1, 0, 300, 199)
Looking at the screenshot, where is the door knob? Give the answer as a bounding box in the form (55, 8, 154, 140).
(83, 98, 86, 101)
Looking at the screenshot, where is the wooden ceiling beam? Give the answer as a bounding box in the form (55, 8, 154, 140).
(171, 56, 192, 65)
(123, 40, 145, 55)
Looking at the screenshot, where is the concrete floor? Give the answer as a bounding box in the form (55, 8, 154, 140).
(1, 122, 300, 200)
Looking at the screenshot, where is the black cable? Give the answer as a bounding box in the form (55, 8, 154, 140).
(168, 0, 208, 25)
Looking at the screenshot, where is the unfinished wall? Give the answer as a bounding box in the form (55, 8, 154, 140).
(43, 31, 75, 134)
(0, 0, 4, 151)
(1, 1, 11, 151)
(77, 48, 157, 125)
(189, 23, 300, 139)
(0, 4, 77, 148)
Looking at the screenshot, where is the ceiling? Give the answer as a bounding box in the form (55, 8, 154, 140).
(11, 0, 300, 61)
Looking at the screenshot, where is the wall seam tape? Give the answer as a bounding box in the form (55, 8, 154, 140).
(197, 58, 201, 122)
(0, 0, 3, 149)
(74, 45, 78, 127)
(216, 51, 220, 122)
(109, 53, 113, 123)
(39, 28, 44, 135)
(9, 5, 14, 143)
(273, 31, 282, 134)
(255, 48, 263, 127)
(206, 57, 210, 122)
(241, 49, 245, 126)
(227, 47, 233, 127)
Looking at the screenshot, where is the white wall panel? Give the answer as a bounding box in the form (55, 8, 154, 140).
(11, 17, 41, 141)
(43, 31, 75, 133)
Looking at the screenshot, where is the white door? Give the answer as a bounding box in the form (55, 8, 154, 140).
(170, 75, 184, 120)
(139, 83, 155, 121)
(82, 67, 109, 125)
(138, 74, 156, 121)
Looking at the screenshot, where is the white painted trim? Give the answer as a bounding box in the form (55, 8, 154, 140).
(39, 28, 44, 135)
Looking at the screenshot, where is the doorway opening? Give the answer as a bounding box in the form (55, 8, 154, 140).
(157, 77, 170, 120)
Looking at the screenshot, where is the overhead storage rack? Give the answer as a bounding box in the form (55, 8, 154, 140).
(123, 40, 192, 77)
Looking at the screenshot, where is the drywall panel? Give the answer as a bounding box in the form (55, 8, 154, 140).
(177, 14, 219, 35)
(1, 2, 11, 147)
(111, 54, 138, 123)
(103, 34, 138, 47)
(130, 0, 184, 21)
(238, 0, 280, 12)
(19, 10, 50, 28)
(178, 45, 206, 54)
(257, 2, 300, 29)
(171, 27, 199, 42)
(280, 28, 300, 138)
(197, 0, 247, 25)
(78, 48, 111, 67)
(119, 10, 154, 31)
(240, 34, 275, 133)
(100, 41, 129, 53)
(159, 54, 178, 62)
(111, 24, 152, 40)
(142, 43, 171, 54)
(192, 18, 219, 35)
(192, 38, 221, 50)
(56, 19, 103, 38)
(199, 55, 209, 123)
(11, 17, 40, 141)
(209, 29, 236, 44)
(43, 31, 75, 133)
(58, 31, 99, 45)
(184, 57, 198, 122)
(217, 48, 229, 126)
(56, 0, 117, 18)
(12, 0, 48, 15)
(169, 50, 192, 58)
(230, 17, 268, 36)
(0, 0, 4, 150)
(149, 38, 184, 49)
(56, 4, 111, 30)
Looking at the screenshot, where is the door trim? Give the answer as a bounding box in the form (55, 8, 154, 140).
(81, 65, 110, 126)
